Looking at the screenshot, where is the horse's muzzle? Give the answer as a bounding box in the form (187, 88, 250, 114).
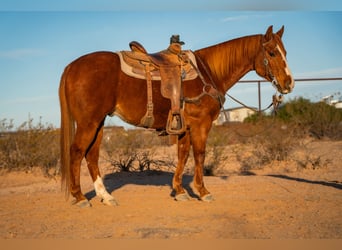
(279, 76, 294, 94)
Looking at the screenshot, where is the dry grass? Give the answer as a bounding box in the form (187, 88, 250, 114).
(1, 98, 341, 176)
(0, 118, 59, 176)
(102, 128, 175, 173)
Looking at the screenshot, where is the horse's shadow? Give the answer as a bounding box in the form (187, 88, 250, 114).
(267, 174, 342, 190)
(85, 170, 199, 200)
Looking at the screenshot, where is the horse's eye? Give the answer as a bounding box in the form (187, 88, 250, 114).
(269, 51, 276, 57)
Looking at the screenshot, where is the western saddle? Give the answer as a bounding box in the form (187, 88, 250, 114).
(119, 35, 197, 135)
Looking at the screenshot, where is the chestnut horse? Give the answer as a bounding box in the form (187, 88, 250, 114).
(59, 26, 294, 207)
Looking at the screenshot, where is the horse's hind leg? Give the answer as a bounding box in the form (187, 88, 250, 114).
(69, 124, 99, 207)
(85, 122, 118, 206)
(69, 121, 106, 207)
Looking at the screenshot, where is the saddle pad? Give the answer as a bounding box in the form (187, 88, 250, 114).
(116, 50, 198, 81)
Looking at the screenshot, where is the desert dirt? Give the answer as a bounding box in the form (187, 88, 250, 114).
(0, 140, 341, 239)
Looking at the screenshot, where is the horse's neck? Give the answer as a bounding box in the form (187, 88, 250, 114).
(196, 35, 262, 93)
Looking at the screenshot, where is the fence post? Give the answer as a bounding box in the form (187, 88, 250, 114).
(258, 81, 261, 114)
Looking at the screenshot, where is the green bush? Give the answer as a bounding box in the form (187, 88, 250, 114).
(276, 97, 342, 139)
(245, 97, 342, 140)
(0, 118, 60, 175)
(239, 97, 342, 171)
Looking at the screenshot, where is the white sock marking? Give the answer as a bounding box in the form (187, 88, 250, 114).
(94, 175, 113, 201)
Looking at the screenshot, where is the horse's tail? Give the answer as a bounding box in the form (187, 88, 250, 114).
(59, 65, 75, 199)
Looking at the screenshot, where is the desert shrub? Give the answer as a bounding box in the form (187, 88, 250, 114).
(107, 149, 137, 172)
(102, 128, 175, 172)
(240, 97, 342, 171)
(245, 97, 342, 140)
(203, 145, 228, 176)
(276, 97, 342, 139)
(237, 117, 300, 171)
(102, 129, 137, 172)
(103, 95, 342, 175)
(0, 118, 60, 175)
(203, 126, 231, 175)
(295, 154, 330, 170)
(135, 150, 175, 171)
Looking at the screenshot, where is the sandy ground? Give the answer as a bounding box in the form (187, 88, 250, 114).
(0, 140, 341, 239)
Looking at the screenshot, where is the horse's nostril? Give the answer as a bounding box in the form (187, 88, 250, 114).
(286, 78, 294, 92)
(286, 80, 291, 88)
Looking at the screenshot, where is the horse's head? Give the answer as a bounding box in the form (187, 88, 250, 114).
(255, 25, 295, 94)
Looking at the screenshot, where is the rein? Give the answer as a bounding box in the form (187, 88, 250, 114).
(184, 50, 283, 114)
(183, 52, 225, 107)
(226, 92, 283, 114)
(225, 39, 285, 114)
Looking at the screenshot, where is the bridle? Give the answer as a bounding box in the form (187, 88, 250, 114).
(263, 57, 281, 92)
(261, 40, 285, 109)
(185, 50, 283, 114)
(183, 36, 288, 113)
(183, 52, 226, 108)
(262, 42, 283, 93)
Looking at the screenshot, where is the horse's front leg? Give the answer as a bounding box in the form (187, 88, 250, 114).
(191, 123, 213, 202)
(172, 130, 191, 201)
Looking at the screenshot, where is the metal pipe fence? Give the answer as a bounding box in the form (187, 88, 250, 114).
(237, 77, 342, 111)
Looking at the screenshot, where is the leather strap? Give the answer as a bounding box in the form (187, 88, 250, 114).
(139, 63, 155, 127)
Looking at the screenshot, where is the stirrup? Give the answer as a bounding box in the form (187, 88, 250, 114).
(166, 110, 186, 135)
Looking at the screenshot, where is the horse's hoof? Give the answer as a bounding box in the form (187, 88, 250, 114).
(201, 194, 214, 202)
(175, 193, 190, 201)
(74, 199, 92, 208)
(102, 198, 119, 206)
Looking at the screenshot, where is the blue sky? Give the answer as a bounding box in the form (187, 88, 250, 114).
(1, 1, 342, 128)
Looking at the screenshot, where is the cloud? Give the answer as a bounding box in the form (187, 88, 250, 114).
(221, 13, 273, 23)
(221, 15, 249, 22)
(0, 48, 45, 59)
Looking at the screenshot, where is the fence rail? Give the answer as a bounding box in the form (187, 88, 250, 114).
(237, 77, 342, 112)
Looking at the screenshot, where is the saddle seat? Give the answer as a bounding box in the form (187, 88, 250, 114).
(129, 41, 181, 66)
(120, 41, 197, 81)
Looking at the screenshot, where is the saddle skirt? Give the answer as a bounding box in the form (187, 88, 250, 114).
(116, 50, 198, 81)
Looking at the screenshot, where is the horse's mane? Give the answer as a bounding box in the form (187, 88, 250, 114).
(195, 34, 262, 82)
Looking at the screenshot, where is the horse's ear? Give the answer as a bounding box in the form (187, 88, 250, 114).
(264, 25, 273, 42)
(276, 25, 284, 38)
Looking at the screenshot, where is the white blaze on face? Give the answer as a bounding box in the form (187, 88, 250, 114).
(276, 45, 294, 88)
